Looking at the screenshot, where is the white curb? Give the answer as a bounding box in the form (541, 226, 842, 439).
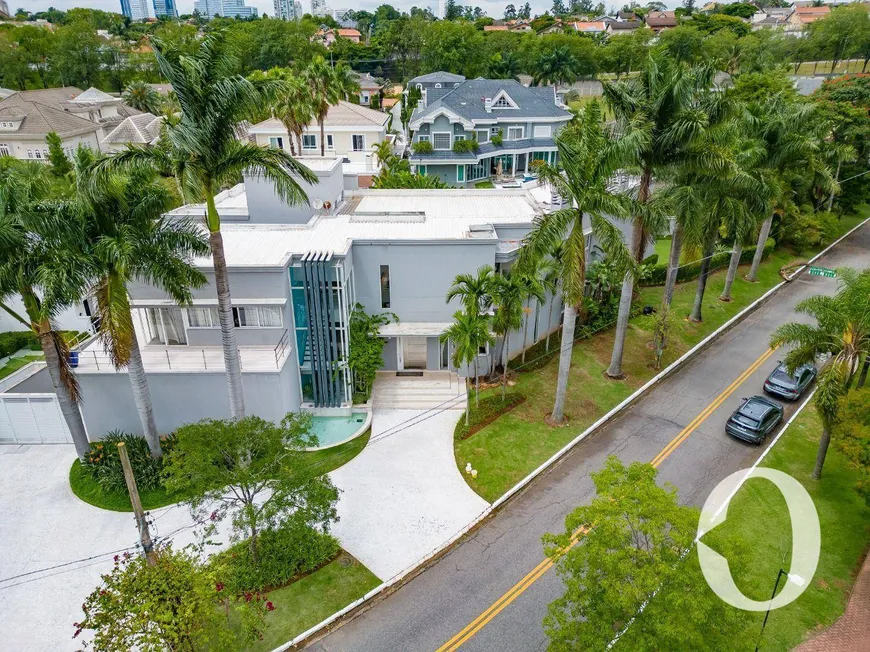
(272, 215, 869, 652)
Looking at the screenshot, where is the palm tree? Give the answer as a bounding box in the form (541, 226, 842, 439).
(441, 310, 495, 423)
(746, 98, 833, 283)
(519, 104, 635, 423)
(517, 266, 547, 364)
(537, 253, 560, 354)
(123, 80, 161, 114)
(532, 46, 581, 87)
(489, 271, 528, 400)
(446, 265, 494, 317)
(0, 160, 92, 460)
(304, 56, 345, 157)
(770, 268, 870, 478)
(74, 151, 209, 458)
(272, 74, 315, 157)
(487, 52, 522, 81)
(333, 61, 361, 100)
(94, 32, 317, 419)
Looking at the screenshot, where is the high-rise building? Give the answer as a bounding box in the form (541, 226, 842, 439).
(221, 0, 258, 18)
(437, 0, 445, 19)
(311, 0, 330, 17)
(294, 1, 303, 17)
(193, 0, 221, 16)
(273, 0, 298, 20)
(153, 0, 178, 18)
(120, 0, 150, 20)
(333, 8, 354, 25)
(0, 0, 10, 18)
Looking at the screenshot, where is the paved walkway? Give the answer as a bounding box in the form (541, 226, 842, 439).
(795, 552, 870, 652)
(329, 408, 489, 580)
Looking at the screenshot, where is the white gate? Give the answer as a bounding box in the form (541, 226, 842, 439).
(0, 395, 73, 444)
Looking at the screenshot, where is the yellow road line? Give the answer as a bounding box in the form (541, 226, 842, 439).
(435, 347, 776, 652)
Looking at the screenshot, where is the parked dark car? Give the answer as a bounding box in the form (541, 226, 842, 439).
(725, 396, 784, 444)
(764, 362, 817, 401)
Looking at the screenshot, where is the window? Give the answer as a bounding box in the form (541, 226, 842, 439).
(533, 125, 552, 138)
(26, 149, 32, 158)
(34, 150, 42, 159)
(493, 96, 513, 108)
(257, 306, 283, 328)
(352, 134, 365, 151)
(476, 130, 489, 143)
(490, 126, 500, 136)
(187, 307, 219, 328)
(478, 342, 489, 355)
(433, 133, 451, 150)
(361, 91, 370, 104)
(302, 134, 317, 150)
(189, 305, 283, 329)
(454, 134, 465, 142)
(326, 134, 334, 150)
(507, 126, 524, 141)
(416, 83, 423, 91)
(418, 165, 427, 175)
(456, 164, 465, 183)
(0, 145, 9, 156)
(380, 265, 391, 309)
(435, 83, 442, 88)
(467, 160, 488, 181)
(268, 136, 284, 150)
(417, 134, 430, 142)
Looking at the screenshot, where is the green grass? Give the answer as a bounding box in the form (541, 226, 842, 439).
(0, 354, 43, 380)
(474, 181, 495, 189)
(235, 554, 381, 651)
(69, 429, 371, 512)
(695, 404, 870, 651)
(455, 248, 799, 503)
(568, 96, 613, 120)
(795, 60, 866, 76)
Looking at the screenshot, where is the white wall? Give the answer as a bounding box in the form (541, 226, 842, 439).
(0, 133, 101, 160)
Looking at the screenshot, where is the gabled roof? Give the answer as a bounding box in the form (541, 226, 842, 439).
(10, 86, 84, 105)
(409, 71, 466, 85)
(574, 21, 606, 32)
(101, 113, 163, 145)
(645, 11, 677, 27)
(484, 25, 509, 31)
(250, 101, 388, 133)
(354, 72, 383, 91)
(608, 20, 642, 30)
(0, 95, 101, 138)
(71, 87, 117, 103)
(410, 79, 571, 127)
(794, 6, 829, 23)
(337, 28, 361, 37)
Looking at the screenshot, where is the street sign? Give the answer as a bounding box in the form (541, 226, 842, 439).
(808, 266, 836, 278)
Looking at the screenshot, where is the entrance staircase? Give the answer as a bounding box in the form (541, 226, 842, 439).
(371, 371, 467, 410)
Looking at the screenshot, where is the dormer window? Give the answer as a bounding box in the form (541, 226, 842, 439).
(0, 119, 22, 131)
(490, 90, 519, 109)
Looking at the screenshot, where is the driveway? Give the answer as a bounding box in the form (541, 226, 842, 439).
(330, 408, 490, 580)
(0, 444, 222, 652)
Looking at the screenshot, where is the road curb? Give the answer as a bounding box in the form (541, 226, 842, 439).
(274, 216, 869, 652)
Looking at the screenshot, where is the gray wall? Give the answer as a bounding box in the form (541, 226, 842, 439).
(4, 367, 54, 393)
(352, 241, 497, 322)
(243, 170, 343, 225)
(381, 337, 398, 370)
(77, 361, 301, 438)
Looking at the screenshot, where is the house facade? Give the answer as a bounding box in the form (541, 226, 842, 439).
(353, 72, 384, 107)
(408, 78, 572, 186)
(408, 71, 466, 93)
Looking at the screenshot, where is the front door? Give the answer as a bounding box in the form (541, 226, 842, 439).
(400, 337, 427, 370)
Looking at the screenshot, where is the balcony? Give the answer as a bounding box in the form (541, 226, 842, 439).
(73, 330, 292, 374)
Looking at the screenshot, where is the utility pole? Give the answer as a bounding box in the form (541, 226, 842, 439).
(118, 442, 158, 567)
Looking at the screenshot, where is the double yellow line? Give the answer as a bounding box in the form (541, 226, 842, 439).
(436, 346, 777, 652)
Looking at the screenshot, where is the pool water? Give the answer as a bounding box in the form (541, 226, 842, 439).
(310, 414, 368, 449)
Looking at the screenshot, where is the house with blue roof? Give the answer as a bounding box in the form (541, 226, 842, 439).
(408, 78, 573, 186)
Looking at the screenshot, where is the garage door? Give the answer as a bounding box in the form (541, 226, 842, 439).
(0, 395, 73, 444)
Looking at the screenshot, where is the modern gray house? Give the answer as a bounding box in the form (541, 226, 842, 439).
(408, 78, 573, 186)
(408, 71, 466, 93)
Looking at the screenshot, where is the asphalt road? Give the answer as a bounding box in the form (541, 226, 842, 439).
(307, 223, 870, 652)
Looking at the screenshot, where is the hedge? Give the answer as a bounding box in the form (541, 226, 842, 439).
(640, 238, 776, 287)
(0, 331, 38, 358)
(454, 390, 525, 441)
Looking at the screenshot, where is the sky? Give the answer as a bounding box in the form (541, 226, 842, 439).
(25, 0, 683, 21)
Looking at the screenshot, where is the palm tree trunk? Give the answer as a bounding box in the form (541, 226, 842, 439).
(719, 244, 742, 302)
(812, 426, 831, 479)
(858, 356, 869, 389)
(827, 160, 841, 212)
(320, 117, 326, 157)
(663, 224, 683, 310)
(551, 304, 576, 424)
(634, 169, 652, 262)
(502, 331, 510, 400)
(37, 327, 89, 460)
(474, 357, 479, 408)
(606, 271, 634, 379)
(747, 215, 773, 283)
(689, 234, 716, 323)
(207, 215, 245, 419)
(465, 375, 470, 426)
(546, 294, 555, 352)
(127, 336, 162, 458)
(521, 302, 529, 364)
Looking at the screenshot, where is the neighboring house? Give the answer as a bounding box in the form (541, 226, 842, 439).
(0, 86, 144, 160)
(408, 78, 572, 186)
(574, 21, 607, 35)
(408, 71, 466, 93)
(506, 19, 533, 32)
(484, 24, 509, 31)
(644, 10, 678, 33)
(316, 27, 362, 46)
(752, 15, 789, 30)
(607, 19, 643, 35)
(354, 72, 384, 106)
(249, 100, 390, 182)
(752, 7, 793, 24)
(101, 113, 163, 152)
(616, 10, 639, 21)
(538, 19, 566, 34)
(788, 6, 830, 30)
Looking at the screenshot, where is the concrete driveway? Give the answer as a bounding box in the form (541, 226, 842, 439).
(0, 444, 220, 652)
(330, 408, 490, 581)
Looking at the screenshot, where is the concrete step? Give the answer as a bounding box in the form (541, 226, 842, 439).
(372, 371, 468, 410)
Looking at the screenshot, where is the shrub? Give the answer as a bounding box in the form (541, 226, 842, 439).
(0, 331, 37, 358)
(211, 523, 340, 593)
(454, 390, 525, 440)
(412, 139, 433, 154)
(640, 238, 775, 287)
(491, 129, 503, 146)
(641, 253, 659, 266)
(778, 210, 839, 254)
(83, 430, 174, 492)
(452, 137, 479, 153)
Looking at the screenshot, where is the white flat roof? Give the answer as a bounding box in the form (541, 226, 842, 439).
(188, 189, 544, 268)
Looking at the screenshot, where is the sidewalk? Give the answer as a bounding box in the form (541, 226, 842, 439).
(795, 551, 870, 652)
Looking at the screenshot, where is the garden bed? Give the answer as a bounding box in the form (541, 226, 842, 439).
(454, 391, 525, 441)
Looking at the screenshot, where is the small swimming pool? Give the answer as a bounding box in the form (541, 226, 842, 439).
(309, 413, 370, 450)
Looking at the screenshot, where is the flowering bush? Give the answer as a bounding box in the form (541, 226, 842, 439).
(83, 430, 175, 492)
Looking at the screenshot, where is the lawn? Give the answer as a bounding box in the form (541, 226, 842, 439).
(795, 60, 866, 76)
(671, 404, 870, 651)
(69, 428, 371, 512)
(0, 353, 43, 380)
(237, 554, 380, 651)
(474, 181, 495, 189)
(568, 96, 613, 120)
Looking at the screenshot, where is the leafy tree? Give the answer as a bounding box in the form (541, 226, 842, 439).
(770, 268, 870, 479)
(717, 2, 756, 19)
(544, 456, 751, 651)
(504, 4, 517, 20)
(519, 104, 634, 424)
(656, 25, 705, 64)
(0, 160, 91, 460)
(122, 80, 161, 114)
(51, 20, 103, 88)
(835, 388, 870, 504)
(165, 414, 340, 563)
(371, 169, 449, 189)
(422, 20, 486, 77)
(96, 32, 316, 420)
(45, 132, 72, 178)
(442, 310, 495, 420)
(347, 304, 397, 401)
(806, 4, 870, 72)
(446, 0, 463, 20)
(552, 0, 566, 15)
(73, 150, 208, 458)
(75, 545, 267, 652)
(518, 2, 532, 19)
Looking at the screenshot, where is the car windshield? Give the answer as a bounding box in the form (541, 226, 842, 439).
(770, 366, 797, 385)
